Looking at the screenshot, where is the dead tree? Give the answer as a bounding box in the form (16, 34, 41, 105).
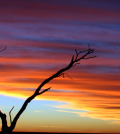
(0, 45, 96, 134)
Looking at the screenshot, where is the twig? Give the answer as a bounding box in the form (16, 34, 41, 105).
(0, 46, 7, 52)
(9, 106, 14, 124)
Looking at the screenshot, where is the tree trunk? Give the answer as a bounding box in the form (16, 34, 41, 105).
(0, 111, 12, 134)
(1, 127, 12, 134)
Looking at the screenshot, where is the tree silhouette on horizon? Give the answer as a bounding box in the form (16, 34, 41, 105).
(0, 45, 96, 134)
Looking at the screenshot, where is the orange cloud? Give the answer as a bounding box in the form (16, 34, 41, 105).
(0, 0, 120, 133)
(0, 49, 120, 124)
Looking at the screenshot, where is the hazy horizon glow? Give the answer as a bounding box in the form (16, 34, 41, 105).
(0, 0, 120, 133)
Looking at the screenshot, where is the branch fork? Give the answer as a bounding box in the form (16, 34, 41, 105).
(0, 44, 96, 133)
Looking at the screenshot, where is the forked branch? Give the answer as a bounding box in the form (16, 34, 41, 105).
(8, 45, 96, 131)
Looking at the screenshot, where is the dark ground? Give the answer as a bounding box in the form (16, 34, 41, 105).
(13, 133, 120, 134)
(0, 132, 118, 134)
(0, 132, 117, 134)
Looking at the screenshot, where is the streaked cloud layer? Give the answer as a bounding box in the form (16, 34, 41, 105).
(0, 0, 120, 133)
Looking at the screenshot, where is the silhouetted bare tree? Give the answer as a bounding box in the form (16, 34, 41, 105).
(0, 45, 96, 134)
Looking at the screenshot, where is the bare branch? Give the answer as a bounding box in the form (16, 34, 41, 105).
(63, 73, 72, 79)
(0, 46, 7, 52)
(83, 56, 97, 59)
(10, 45, 96, 131)
(72, 63, 80, 67)
(75, 49, 77, 55)
(9, 106, 14, 125)
(88, 48, 94, 54)
(56, 72, 72, 79)
(62, 73, 64, 78)
(38, 87, 51, 95)
(57, 73, 64, 78)
(71, 55, 74, 63)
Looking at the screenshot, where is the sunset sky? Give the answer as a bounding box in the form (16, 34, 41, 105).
(0, 0, 120, 133)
